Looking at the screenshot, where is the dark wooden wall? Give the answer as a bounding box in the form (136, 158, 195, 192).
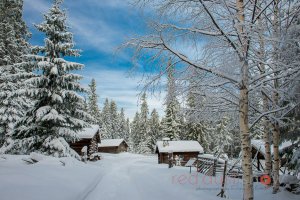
(98, 141, 128, 154)
(158, 152, 199, 164)
(98, 146, 119, 153)
(70, 139, 92, 156)
(117, 142, 128, 153)
(70, 131, 101, 157)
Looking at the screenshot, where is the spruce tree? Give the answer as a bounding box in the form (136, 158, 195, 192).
(212, 116, 232, 156)
(101, 98, 111, 139)
(87, 78, 101, 123)
(140, 93, 149, 135)
(130, 112, 140, 153)
(1, 0, 91, 158)
(147, 109, 161, 153)
(117, 108, 127, 139)
(0, 0, 30, 146)
(185, 84, 211, 152)
(163, 102, 180, 140)
(138, 93, 151, 153)
(125, 118, 130, 142)
(162, 62, 181, 140)
(110, 100, 118, 139)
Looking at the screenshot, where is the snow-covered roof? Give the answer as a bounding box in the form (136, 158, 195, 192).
(98, 139, 127, 147)
(156, 140, 204, 153)
(77, 125, 99, 139)
(251, 139, 293, 157)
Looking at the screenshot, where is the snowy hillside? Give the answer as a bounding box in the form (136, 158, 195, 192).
(0, 153, 298, 200)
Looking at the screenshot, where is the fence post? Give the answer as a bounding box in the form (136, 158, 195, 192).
(217, 160, 227, 198)
(213, 158, 217, 176)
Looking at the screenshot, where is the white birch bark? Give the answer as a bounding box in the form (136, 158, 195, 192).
(236, 0, 253, 199)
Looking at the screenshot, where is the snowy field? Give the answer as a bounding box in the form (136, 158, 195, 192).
(0, 153, 298, 200)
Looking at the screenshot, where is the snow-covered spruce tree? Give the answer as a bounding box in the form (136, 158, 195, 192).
(129, 111, 140, 153)
(87, 78, 101, 124)
(117, 108, 128, 140)
(0, 0, 31, 146)
(138, 93, 151, 153)
(125, 118, 131, 142)
(109, 100, 119, 139)
(184, 81, 212, 152)
(162, 63, 181, 140)
(2, 0, 91, 158)
(101, 98, 111, 139)
(147, 109, 161, 153)
(163, 102, 181, 140)
(212, 117, 233, 156)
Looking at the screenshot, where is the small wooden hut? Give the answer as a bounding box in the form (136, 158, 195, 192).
(98, 139, 128, 153)
(70, 125, 101, 157)
(251, 139, 293, 171)
(155, 138, 204, 165)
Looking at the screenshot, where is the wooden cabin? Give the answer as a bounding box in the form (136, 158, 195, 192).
(98, 139, 128, 153)
(251, 139, 293, 171)
(70, 125, 101, 157)
(155, 138, 204, 165)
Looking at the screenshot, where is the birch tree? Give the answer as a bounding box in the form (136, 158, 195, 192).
(126, 0, 300, 199)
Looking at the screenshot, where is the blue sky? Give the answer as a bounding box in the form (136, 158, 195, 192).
(23, 0, 165, 120)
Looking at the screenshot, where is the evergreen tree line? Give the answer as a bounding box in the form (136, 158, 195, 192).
(86, 78, 130, 142)
(129, 64, 241, 156)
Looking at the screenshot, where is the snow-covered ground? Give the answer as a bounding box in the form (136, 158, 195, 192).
(0, 153, 298, 200)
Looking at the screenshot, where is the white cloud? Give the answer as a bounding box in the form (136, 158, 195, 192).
(24, 0, 136, 55)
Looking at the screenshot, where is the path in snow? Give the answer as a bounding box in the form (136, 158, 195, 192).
(84, 153, 211, 200)
(1, 153, 298, 200)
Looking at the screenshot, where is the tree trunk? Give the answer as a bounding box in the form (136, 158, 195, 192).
(236, 0, 254, 199)
(272, 123, 280, 193)
(272, 0, 281, 193)
(240, 83, 253, 200)
(257, 10, 272, 175)
(263, 116, 272, 175)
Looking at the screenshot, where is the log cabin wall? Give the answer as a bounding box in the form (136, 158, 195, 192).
(117, 142, 128, 153)
(89, 132, 101, 155)
(69, 131, 101, 156)
(98, 140, 128, 154)
(158, 152, 199, 164)
(70, 139, 92, 156)
(98, 146, 119, 153)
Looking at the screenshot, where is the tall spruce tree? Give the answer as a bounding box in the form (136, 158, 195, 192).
(117, 108, 127, 139)
(101, 98, 111, 139)
(87, 78, 101, 123)
(130, 112, 140, 152)
(1, 0, 91, 158)
(138, 93, 151, 153)
(185, 83, 211, 152)
(0, 0, 30, 146)
(212, 116, 232, 156)
(125, 118, 130, 142)
(109, 100, 118, 139)
(162, 63, 180, 140)
(147, 109, 161, 153)
(140, 93, 149, 134)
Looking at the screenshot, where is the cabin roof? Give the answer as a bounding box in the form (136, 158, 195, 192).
(251, 139, 293, 158)
(155, 140, 204, 153)
(98, 139, 127, 147)
(77, 125, 99, 139)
